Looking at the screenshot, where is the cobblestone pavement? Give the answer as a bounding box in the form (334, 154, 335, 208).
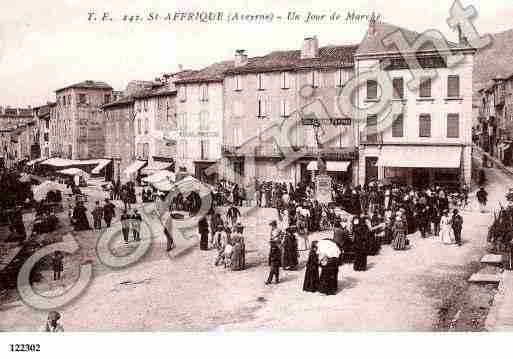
(1, 167, 512, 331)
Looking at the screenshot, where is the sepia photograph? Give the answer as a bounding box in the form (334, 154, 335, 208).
(1, 0, 513, 356)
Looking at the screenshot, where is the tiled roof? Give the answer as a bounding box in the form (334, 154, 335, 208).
(356, 22, 463, 56)
(56, 80, 113, 93)
(473, 29, 513, 95)
(226, 45, 359, 75)
(174, 61, 234, 84)
(134, 85, 177, 99)
(102, 95, 135, 109)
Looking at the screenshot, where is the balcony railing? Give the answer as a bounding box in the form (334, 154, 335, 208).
(222, 144, 356, 160)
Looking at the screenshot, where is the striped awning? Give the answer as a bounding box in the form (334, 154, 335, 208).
(376, 146, 462, 168)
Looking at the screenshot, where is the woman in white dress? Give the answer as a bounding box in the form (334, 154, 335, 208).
(440, 210, 455, 244)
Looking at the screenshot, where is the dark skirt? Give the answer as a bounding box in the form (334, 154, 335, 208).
(354, 250, 367, 271)
(303, 263, 319, 292)
(319, 259, 339, 295)
(200, 232, 209, 250)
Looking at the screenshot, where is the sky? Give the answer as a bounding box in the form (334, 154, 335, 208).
(0, 0, 512, 107)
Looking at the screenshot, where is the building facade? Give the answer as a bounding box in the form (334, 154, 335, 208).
(0, 107, 37, 168)
(53, 80, 113, 159)
(355, 22, 475, 187)
(222, 38, 358, 186)
(174, 63, 229, 182)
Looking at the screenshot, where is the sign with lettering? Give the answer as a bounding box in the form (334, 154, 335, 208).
(315, 174, 332, 204)
(302, 118, 351, 126)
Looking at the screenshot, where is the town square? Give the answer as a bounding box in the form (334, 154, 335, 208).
(1, 0, 513, 339)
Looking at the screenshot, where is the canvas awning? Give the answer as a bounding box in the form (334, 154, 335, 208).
(26, 157, 45, 166)
(307, 160, 350, 172)
(326, 161, 351, 172)
(91, 159, 111, 174)
(307, 161, 318, 171)
(140, 161, 173, 175)
(58, 168, 89, 177)
(142, 170, 176, 184)
(376, 146, 462, 168)
(123, 160, 147, 176)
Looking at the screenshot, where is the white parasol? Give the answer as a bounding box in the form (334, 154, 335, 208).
(316, 239, 341, 259)
(33, 180, 60, 202)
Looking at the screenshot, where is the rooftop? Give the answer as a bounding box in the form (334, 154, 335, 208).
(56, 80, 113, 93)
(225, 44, 359, 75)
(174, 61, 234, 84)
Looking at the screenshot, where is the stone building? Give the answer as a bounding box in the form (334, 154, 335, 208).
(0, 107, 36, 168)
(53, 80, 113, 159)
(133, 83, 177, 178)
(355, 22, 476, 187)
(174, 63, 230, 182)
(222, 38, 358, 186)
(34, 103, 54, 159)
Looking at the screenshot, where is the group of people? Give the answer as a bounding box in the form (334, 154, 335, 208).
(120, 209, 143, 243)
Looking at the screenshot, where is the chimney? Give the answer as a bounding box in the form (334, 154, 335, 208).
(234, 49, 248, 67)
(456, 25, 468, 45)
(178, 64, 184, 72)
(368, 18, 377, 36)
(301, 36, 319, 59)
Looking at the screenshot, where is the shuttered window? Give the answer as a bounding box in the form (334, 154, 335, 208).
(392, 114, 404, 137)
(366, 115, 378, 142)
(280, 99, 289, 117)
(447, 75, 460, 98)
(447, 113, 459, 138)
(281, 72, 290, 89)
(257, 73, 265, 90)
(393, 78, 404, 99)
(419, 78, 431, 98)
(367, 80, 378, 99)
(419, 114, 431, 137)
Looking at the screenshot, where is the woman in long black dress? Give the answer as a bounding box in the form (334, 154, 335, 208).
(353, 217, 369, 271)
(319, 256, 339, 295)
(303, 241, 319, 292)
(282, 227, 298, 270)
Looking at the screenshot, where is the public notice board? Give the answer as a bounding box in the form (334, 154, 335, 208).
(315, 174, 332, 204)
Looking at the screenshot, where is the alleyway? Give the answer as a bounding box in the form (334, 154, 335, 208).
(1, 162, 512, 331)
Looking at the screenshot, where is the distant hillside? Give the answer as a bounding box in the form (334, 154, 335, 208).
(474, 28, 513, 94)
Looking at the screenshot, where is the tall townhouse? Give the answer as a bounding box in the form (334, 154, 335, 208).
(0, 107, 36, 167)
(133, 82, 177, 178)
(356, 22, 476, 187)
(103, 95, 137, 182)
(222, 37, 358, 186)
(54, 80, 113, 159)
(35, 103, 54, 159)
(478, 73, 513, 165)
(174, 63, 231, 183)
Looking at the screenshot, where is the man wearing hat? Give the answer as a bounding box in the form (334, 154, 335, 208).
(266, 237, 282, 285)
(452, 209, 464, 246)
(41, 311, 64, 332)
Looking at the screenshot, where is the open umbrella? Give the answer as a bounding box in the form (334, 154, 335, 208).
(33, 180, 60, 202)
(316, 239, 341, 258)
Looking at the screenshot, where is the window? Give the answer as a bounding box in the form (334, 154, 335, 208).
(419, 77, 431, 98)
(200, 139, 209, 160)
(137, 118, 141, 134)
(143, 100, 148, 112)
(257, 73, 265, 90)
(310, 71, 320, 88)
(179, 139, 188, 159)
(447, 113, 459, 138)
(200, 84, 209, 102)
(144, 118, 149, 133)
(45, 119, 50, 129)
(233, 125, 242, 146)
(199, 111, 209, 131)
(142, 143, 149, 159)
(392, 114, 404, 137)
(44, 133, 49, 142)
(280, 99, 289, 118)
(419, 114, 431, 137)
(234, 75, 242, 91)
(257, 98, 267, 118)
(366, 115, 378, 142)
(393, 78, 404, 99)
(78, 94, 87, 104)
(336, 69, 348, 88)
(179, 86, 187, 102)
(79, 126, 87, 138)
(447, 75, 460, 98)
(178, 113, 188, 132)
(62, 96, 66, 106)
(104, 94, 111, 104)
(281, 72, 290, 89)
(367, 80, 378, 100)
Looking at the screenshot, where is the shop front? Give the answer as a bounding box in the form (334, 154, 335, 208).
(376, 146, 464, 189)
